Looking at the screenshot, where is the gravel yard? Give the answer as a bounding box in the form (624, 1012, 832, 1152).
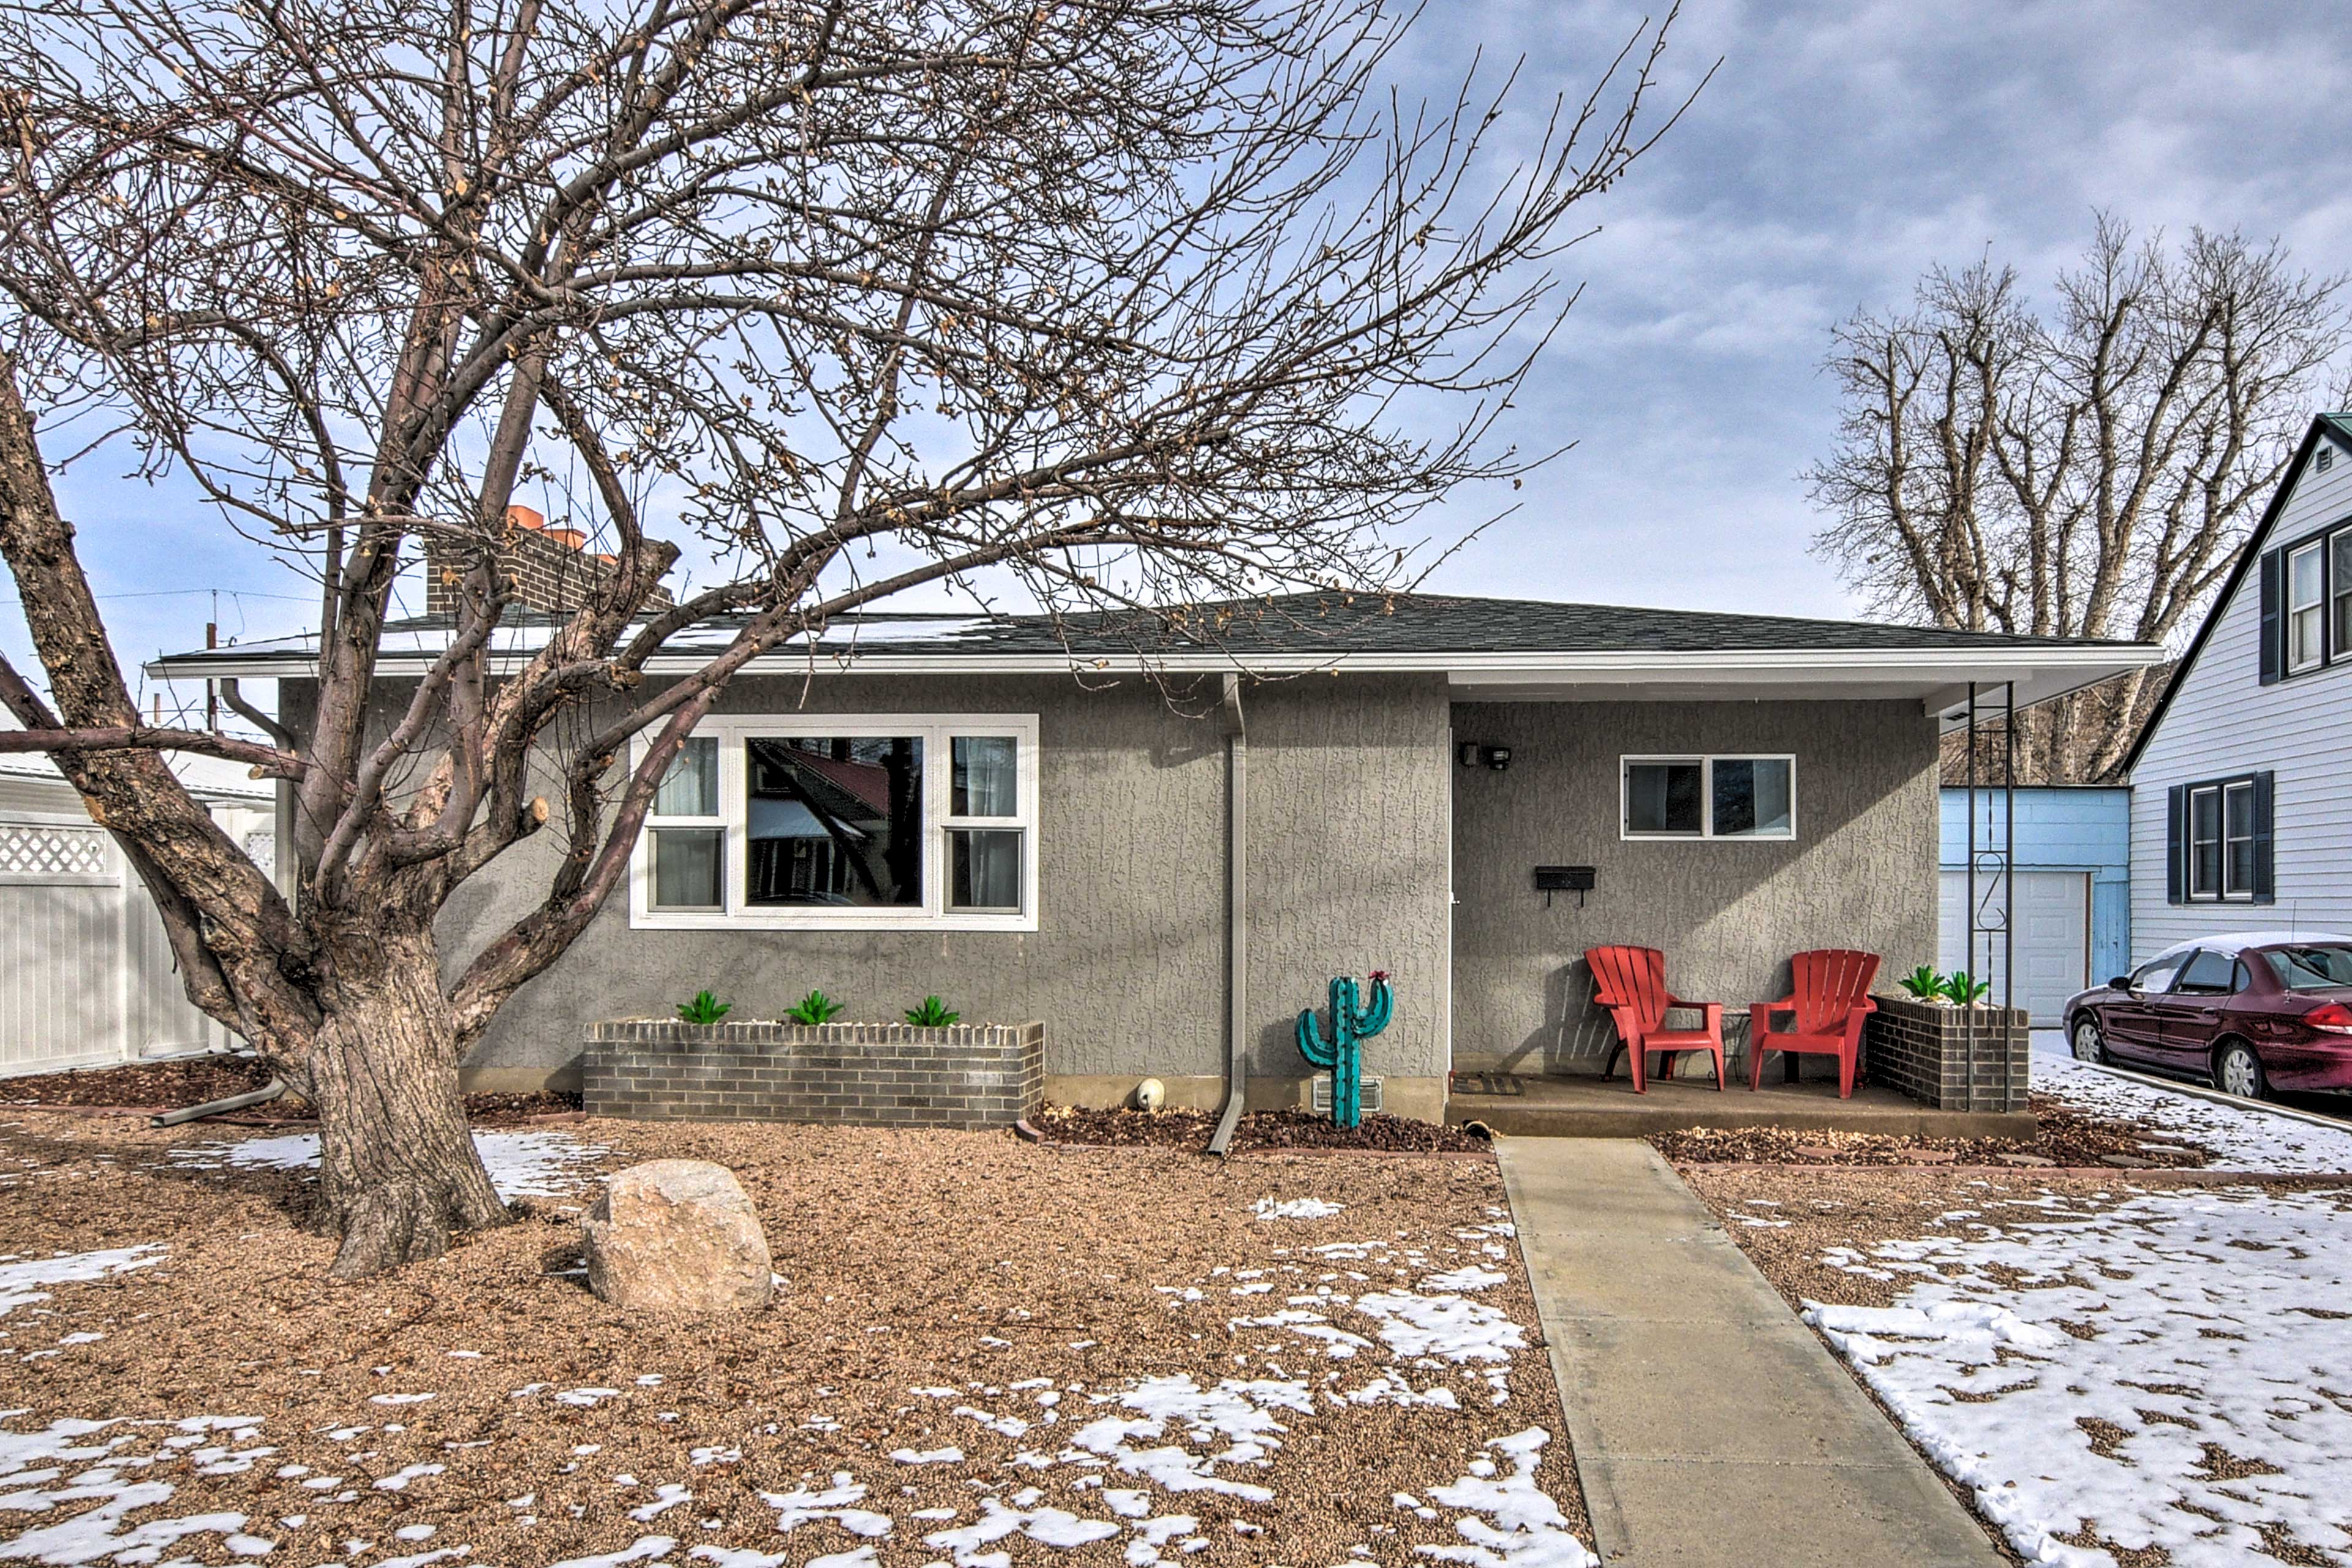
(1683, 1079, 2352, 1567)
(0, 1107, 1591, 1568)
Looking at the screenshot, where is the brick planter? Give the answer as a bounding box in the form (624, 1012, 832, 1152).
(1863, 995, 2029, 1112)
(582, 1019, 1044, 1129)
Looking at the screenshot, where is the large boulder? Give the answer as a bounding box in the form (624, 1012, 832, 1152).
(582, 1159, 773, 1313)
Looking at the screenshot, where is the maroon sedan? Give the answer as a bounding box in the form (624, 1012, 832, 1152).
(2063, 932, 2352, 1099)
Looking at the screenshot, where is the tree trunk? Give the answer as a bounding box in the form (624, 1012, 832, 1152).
(307, 924, 510, 1278)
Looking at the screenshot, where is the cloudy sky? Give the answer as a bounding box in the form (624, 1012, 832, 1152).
(16, 0, 2352, 717)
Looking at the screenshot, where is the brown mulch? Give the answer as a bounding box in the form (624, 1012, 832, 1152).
(0, 1052, 583, 1126)
(1026, 1101, 1493, 1153)
(0, 1106, 1582, 1566)
(0, 1052, 276, 1107)
(1648, 1090, 2217, 1170)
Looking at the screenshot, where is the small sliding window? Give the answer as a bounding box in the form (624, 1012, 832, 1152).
(1621, 755, 1796, 841)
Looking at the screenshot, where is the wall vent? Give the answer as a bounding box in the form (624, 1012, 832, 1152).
(2319, 447, 2335, 473)
(1311, 1076, 1383, 1114)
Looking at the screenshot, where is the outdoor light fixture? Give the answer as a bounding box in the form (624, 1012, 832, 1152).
(1457, 742, 1512, 771)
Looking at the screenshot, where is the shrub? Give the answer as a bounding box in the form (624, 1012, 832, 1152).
(1897, 965, 1944, 1001)
(785, 989, 846, 1025)
(676, 990, 731, 1025)
(904, 995, 960, 1028)
(1940, 970, 1991, 1006)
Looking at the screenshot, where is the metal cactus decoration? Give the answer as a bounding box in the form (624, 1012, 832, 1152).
(1296, 970, 1393, 1128)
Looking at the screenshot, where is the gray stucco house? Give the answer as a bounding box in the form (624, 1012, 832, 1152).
(159, 589, 2159, 1121)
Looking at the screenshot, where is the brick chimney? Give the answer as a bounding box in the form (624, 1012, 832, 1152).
(423, 505, 672, 617)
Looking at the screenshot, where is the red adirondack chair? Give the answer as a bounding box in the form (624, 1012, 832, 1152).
(1585, 946, 1726, 1094)
(1748, 949, 1882, 1098)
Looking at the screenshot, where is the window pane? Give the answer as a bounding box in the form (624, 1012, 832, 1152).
(2225, 784, 2256, 894)
(952, 736, 1019, 817)
(950, 829, 1023, 911)
(654, 736, 718, 816)
(1625, 763, 1703, 834)
(2294, 606, 2323, 668)
(2334, 532, 2352, 657)
(2291, 544, 2323, 605)
(650, 827, 723, 909)
(1711, 758, 1792, 837)
(2179, 949, 2237, 992)
(745, 736, 922, 907)
(2267, 944, 2352, 989)
(2190, 789, 2221, 895)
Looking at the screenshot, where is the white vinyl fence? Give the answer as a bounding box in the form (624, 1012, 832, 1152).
(0, 811, 233, 1076)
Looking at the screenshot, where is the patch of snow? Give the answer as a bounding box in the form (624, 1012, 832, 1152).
(0, 1413, 271, 1566)
(923, 1498, 1121, 1562)
(549, 1537, 677, 1567)
(1253, 1197, 1344, 1221)
(0, 1245, 165, 1317)
(1419, 1428, 1596, 1567)
(167, 1128, 606, 1198)
(630, 1482, 694, 1522)
(1805, 1182, 2352, 1566)
(1420, 1265, 1507, 1292)
(2033, 1050, 2352, 1172)
(889, 1447, 965, 1464)
(1354, 1292, 1524, 1364)
(761, 1476, 893, 1537)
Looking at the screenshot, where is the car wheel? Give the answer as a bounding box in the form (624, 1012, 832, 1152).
(2214, 1039, 2266, 1101)
(2070, 1016, 2107, 1065)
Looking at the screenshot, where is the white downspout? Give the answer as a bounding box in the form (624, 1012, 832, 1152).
(1207, 674, 1248, 1156)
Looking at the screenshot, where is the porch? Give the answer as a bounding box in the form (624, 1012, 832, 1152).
(1442, 1069, 2038, 1139)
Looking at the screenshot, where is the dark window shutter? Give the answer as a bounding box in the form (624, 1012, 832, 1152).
(2259, 549, 2283, 684)
(2252, 771, 2275, 904)
(2166, 785, 2186, 904)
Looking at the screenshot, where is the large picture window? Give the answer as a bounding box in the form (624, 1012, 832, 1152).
(632, 714, 1038, 930)
(1621, 755, 1795, 840)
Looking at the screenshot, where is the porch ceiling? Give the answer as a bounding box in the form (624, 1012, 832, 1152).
(1447, 644, 2165, 726)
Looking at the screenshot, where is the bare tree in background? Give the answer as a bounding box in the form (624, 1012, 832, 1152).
(1807, 217, 2350, 782)
(0, 0, 1693, 1274)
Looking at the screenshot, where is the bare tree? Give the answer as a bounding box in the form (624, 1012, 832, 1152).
(0, 0, 1692, 1274)
(1807, 217, 2350, 781)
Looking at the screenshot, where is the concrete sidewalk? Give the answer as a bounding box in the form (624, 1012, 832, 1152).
(1498, 1139, 2006, 1567)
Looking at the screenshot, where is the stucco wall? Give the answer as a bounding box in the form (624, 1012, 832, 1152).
(1447, 699, 1939, 1074)
(287, 671, 1454, 1096)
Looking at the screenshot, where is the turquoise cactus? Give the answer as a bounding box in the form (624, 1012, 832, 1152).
(1296, 971, 1394, 1128)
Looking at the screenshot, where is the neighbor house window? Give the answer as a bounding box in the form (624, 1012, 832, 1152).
(1621, 755, 1795, 840)
(2169, 772, 2271, 905)
(2288, 540, 2324, 672)
(2335, 531, 2352, 660)
(632, 714, 1038, 930)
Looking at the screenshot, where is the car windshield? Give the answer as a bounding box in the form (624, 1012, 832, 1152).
(2262, 945, 2352, 990)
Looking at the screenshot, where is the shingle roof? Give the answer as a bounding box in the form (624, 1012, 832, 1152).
(906, 592, 2150, 657)
(208, 590, 2135, 665)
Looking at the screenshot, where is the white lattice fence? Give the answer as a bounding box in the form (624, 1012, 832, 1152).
(0, 820, 116, 885)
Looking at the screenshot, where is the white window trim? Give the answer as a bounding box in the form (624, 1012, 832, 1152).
(1619, 753, 1798, 842)
(2287, 539, 2325, 673)
(2221, 778, 2257, 901)
(630, 712, 1040, 932)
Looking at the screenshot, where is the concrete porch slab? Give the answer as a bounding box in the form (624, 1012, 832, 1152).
(1496, 1139, 2006, 1568)
(1452, 1071, 2036, 1139)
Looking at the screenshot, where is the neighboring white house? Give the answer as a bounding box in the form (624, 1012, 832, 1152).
(0, 737, 274, 1077)
(2126, 413, 2352, 959)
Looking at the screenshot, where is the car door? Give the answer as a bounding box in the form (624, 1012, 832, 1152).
(2103, 955, 2187, 1062)
(2160, 949, 2243, 1067)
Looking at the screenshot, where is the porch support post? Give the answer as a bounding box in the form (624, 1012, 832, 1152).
(1965, 682, 1977, 1114)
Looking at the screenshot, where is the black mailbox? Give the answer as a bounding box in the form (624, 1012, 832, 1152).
(1534, 865, 1596, 908)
